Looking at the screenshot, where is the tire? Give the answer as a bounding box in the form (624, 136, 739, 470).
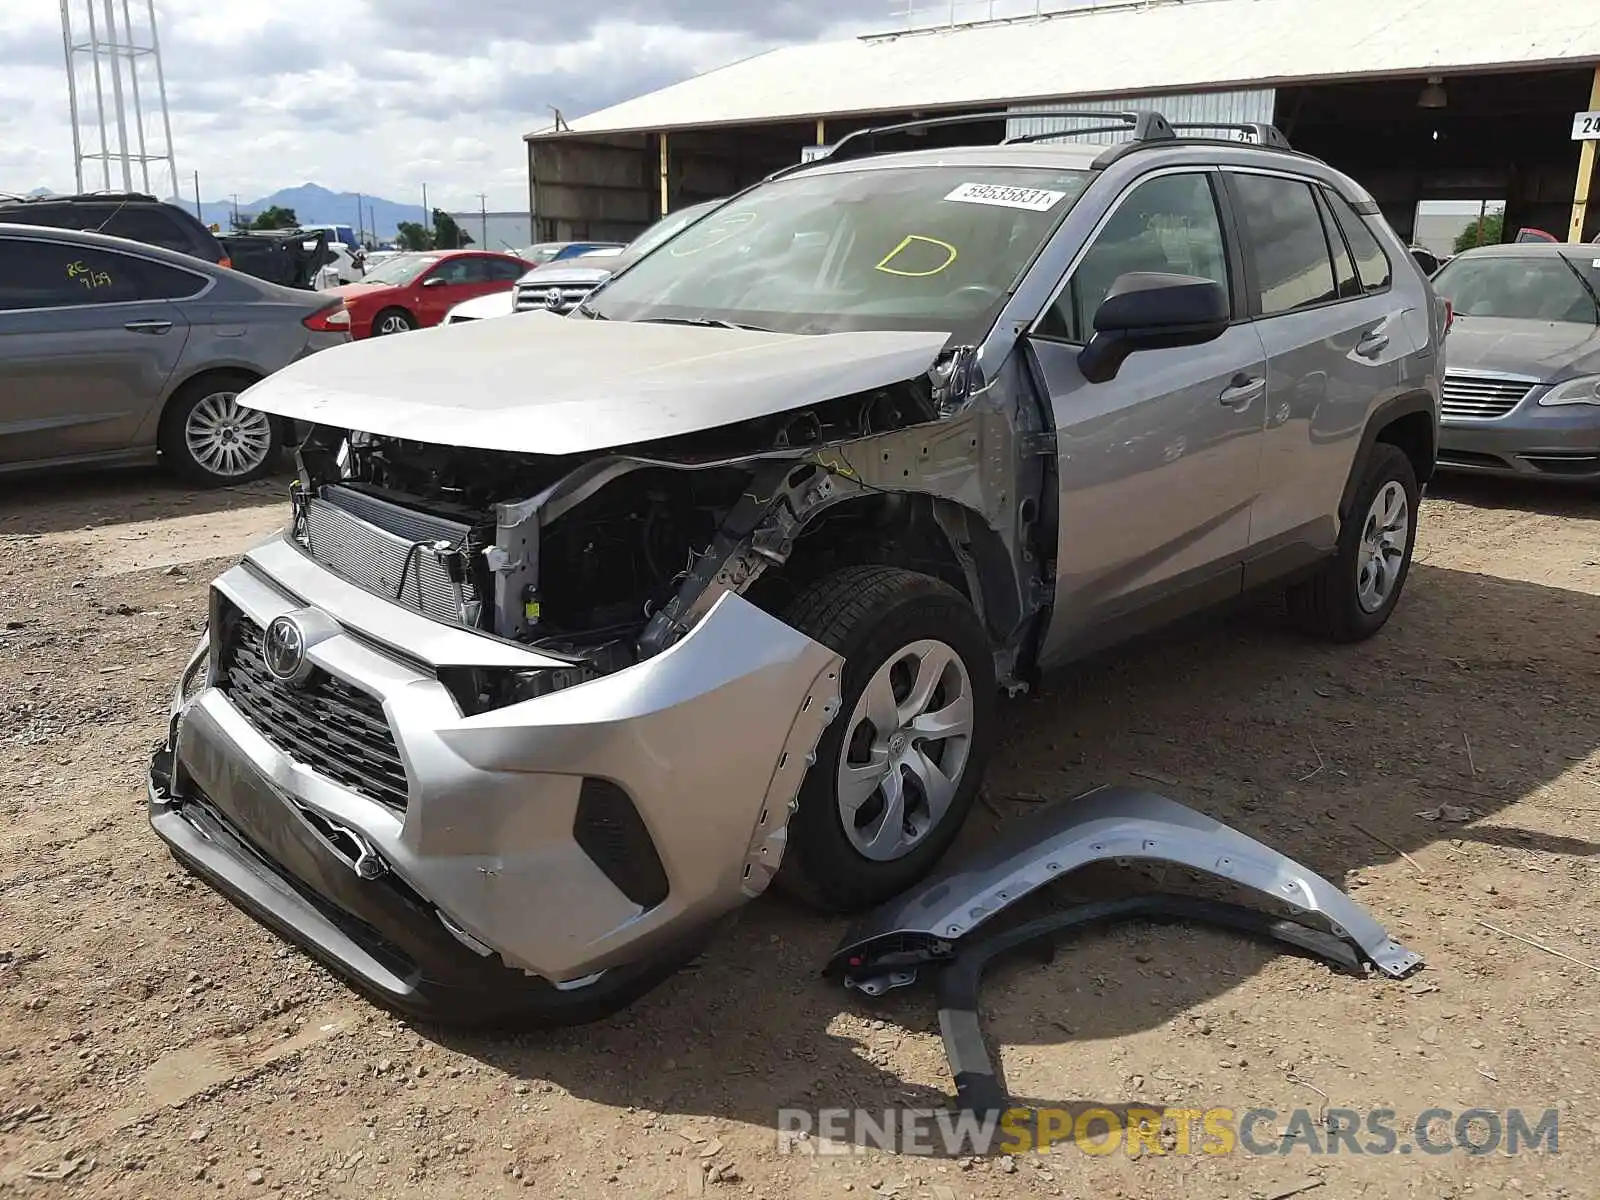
(157, 373, 280, 488)
(371, 307, 414, 337)
(776, 565, 996, 912)
(1286, 443, 1419, 642)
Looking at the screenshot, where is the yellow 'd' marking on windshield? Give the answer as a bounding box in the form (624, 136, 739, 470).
(66, 260, 115, 289)
(670, 210, 756, 257)
(874, 235, 958, 278)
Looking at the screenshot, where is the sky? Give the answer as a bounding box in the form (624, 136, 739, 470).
(0, 0, 1070, 210)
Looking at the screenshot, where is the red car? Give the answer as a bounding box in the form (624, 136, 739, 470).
(328, 250, 531, 338)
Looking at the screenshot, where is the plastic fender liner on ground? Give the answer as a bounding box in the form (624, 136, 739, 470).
(933, 894, 1363, 1116)
(829, 785, 1426, 988)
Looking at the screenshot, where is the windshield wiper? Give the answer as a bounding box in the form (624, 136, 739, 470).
(572, 300, 607, 320)
(638, 316, 769, 332)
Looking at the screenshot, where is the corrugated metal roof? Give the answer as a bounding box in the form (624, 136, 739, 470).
(530, 0, 1600, 139)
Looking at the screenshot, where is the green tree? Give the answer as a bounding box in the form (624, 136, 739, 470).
(431, 209, 473, 249)
(394, 221, 434, 251)
(1454, 211, 1504, 254)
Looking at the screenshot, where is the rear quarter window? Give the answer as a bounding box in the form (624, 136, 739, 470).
(1322, 189, 1392, 293)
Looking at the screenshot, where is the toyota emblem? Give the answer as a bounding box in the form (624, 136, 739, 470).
(263, 614, 309, 684)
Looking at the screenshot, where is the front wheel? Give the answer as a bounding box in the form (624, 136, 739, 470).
(1286, 443, 1419, 642)
(776, 566, 996, 912)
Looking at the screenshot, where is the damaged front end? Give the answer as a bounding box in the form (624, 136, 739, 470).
(148, 329, 1052, 1024)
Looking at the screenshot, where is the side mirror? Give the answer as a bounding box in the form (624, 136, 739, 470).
(1077, 272, 1230, 384)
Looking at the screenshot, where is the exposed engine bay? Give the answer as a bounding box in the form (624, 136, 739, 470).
(285, 347, 1048, 707)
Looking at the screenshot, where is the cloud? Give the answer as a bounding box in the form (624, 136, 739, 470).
(2, 0, 1080, 210)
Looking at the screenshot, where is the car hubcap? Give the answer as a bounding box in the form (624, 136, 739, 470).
(184, 392, 272, 478)
(836, 638, 974, 862)
(1356, 480, 1409, 614)
(378, 314, 409, 334)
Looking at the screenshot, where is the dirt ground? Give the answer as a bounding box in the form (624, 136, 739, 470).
(1, 467, 1596, 1200)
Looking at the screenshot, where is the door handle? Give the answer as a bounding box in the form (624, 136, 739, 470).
(124, 319, 173, 334)
(1355, 330, 1390, 358)
(1218, 374, 1265, 409)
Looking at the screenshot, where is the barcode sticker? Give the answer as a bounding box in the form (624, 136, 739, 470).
(944, 182, 1067, 212)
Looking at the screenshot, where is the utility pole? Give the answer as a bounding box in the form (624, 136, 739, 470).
(356, 191, 364, 245)
(229, 192, 239, 228)
(192, 169, 200, 221)
(478, 193, 488, 248)
(421, 182, 429, 240)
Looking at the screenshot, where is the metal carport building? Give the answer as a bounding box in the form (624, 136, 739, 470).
(524, 0, 1600, 247)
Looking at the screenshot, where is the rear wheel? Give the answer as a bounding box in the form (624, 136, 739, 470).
(158, 374, 279, 487)
(371, 307, 414, 336)
(776, 566, 995, 912)
(1287, 443, 1419, 642)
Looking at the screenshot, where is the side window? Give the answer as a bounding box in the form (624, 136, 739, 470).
(427, 258, 475, 284)
(485, 258, 526, 282)
(1313, 188, 1361, 299)
(103, 208, 196, 256)
(1039, 172, 1230, 344)
(137, 258, 208, 301)
(1323, 188, 1393, 293)
(0, 240, 142, 309)
(1228, 174, 1337, 315)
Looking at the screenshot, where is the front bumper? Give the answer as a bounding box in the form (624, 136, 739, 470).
(149, 534, 842, 1017)
(1438, 404, 1600, 480)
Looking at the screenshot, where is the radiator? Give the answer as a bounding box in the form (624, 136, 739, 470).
(297, 485, 480, 627)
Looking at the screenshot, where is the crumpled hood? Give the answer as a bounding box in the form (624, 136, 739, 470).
(1446, 317, 1600, 380)
(238, 311, 949, 455)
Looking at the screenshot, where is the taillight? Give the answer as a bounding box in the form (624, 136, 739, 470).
(304, 301, 351, 332)
(217, 257, 232, 270)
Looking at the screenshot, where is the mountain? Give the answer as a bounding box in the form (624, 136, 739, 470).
(172, 183, 437, 243)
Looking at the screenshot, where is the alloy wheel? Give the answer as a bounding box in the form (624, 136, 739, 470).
(835, 638, 975, 862)
(183, 392, 273, 479)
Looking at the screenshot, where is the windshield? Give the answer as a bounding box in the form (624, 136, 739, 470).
(626, 201, 720, 258)
(361, 254, 437, 286)
(520, 244, 566, 266)
(1432, 254, 1599, 324)
(586, 165, 1093, 334)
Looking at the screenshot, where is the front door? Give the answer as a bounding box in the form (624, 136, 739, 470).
(1027, 169, 1268, 664)
(0, 236, 190, 467)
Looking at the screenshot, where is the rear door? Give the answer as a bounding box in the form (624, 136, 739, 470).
(1028, 169, 1269, 661)
(1223, 170, 1408, 583)
(0, 236, 194, 466)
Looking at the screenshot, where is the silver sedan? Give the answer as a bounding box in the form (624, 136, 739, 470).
(1432, 243, 1600, 482)
(0, 223, 351, 486)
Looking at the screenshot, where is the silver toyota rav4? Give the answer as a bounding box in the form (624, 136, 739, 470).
(149, 112, 1445, 1025)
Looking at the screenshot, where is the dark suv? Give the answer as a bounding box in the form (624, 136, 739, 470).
(0, 193, 229, 267)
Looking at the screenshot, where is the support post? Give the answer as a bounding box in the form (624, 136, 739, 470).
(816, 118, 826, 145)
(60, 0, 84, 192)
(659, 132, 669, 217)
(1570, 66, 1600, 243)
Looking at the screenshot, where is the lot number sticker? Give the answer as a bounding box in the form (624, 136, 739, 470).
(944, 182, 1067, 212)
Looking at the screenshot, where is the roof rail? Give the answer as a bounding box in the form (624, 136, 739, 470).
(824, 109, 1177, 164)
(1168, 121, 1291, 149)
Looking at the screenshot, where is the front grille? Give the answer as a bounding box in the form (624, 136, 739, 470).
(296, 485, 480, 628)
(1441, 373, 1536, 421)
(218, 610, 409, 811)
(514, 282, 597, 314)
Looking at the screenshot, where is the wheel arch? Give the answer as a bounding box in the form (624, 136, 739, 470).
(151, 364, 268, 441)
(760, 489, 1025, 651)
(1339, 391, 1437, 523)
